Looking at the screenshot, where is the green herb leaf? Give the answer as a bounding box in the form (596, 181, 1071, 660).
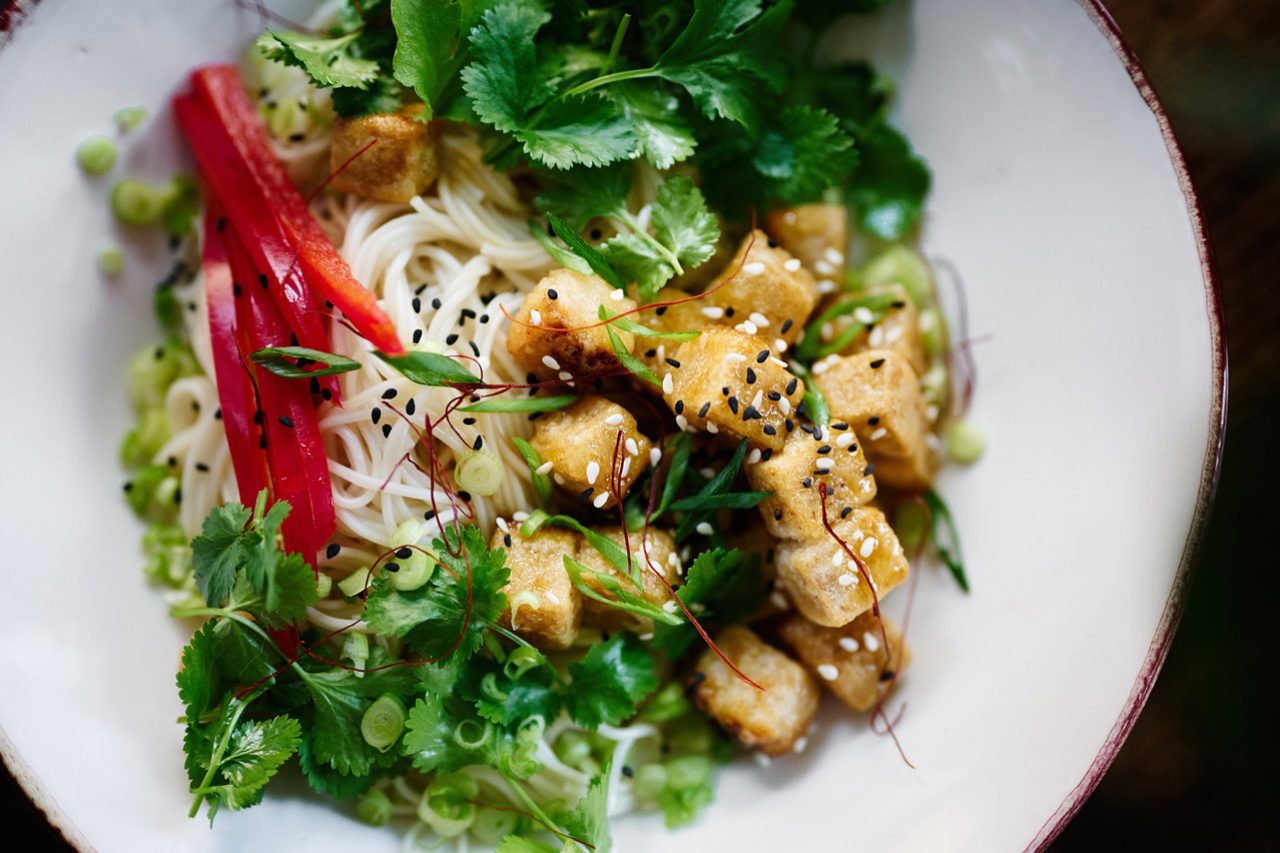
(602, 232, 675, 300)
(528, 219, 593, 274)
(377, 350, 482, 386)
(651, 548, 766, 658)
(564, 633, 658, 727)
(847, 123, 931, 239)
(257, 30, 382, 89)
(563, 555, 682, 626)
(299, 655, 414, 777)
(534, 162, 631, 231)
(191, 503, 253, 608)
(610, 83, 697, 169)
(515, 94, 639, 169)
(650, 175, 719, 271)
(563, 767, 613, 852)
(924, 488, 969, 592)
(606, 324, 661, 387)
(669, 490, 771, 511)
(512, 437, 553, 507)
(598, 305, 699, 341)
(461, 394, 579, 414)
(390, 0, 488, 117)
(545, 211, 626, 288)
(250, 347, 361, 378)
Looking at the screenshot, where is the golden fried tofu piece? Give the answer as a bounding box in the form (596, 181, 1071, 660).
(329, 107, 439, 203)
(867, 448, 937, 493)
(530, 396, 651, 509)
(815, 350, 928, 463)
(493, 526, 582, 650)
(820, 284, 927, 375)
(692, 626, 819, 755)
(774, 506, 909, 627)
(747, 425, 877, 540)
(507, 269, 637, 379)
(764, 204, 848, 285)
(776, 611, 911, 712)
(633, 287, 706, 380)
(703, 230, 818, 347)
(575, 527, 677, 630)
(663, 328, 804, 451)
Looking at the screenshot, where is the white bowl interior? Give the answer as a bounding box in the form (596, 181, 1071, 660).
(0, 1, 1217, 850)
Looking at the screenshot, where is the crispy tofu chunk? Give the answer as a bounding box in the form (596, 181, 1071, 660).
(774, 506, 909, 627)
(575, 527, 677, 630)
(507, 269, 637, 379)
(776, 611, 911, 712)
(530, 396, 651, 509)
(747, 425, 877, 540)
(703, 230, 818, 346)
(330, 108, 439, 203)
(663, 328, 804, 451)
(692, 626, 819, 755)
(493, 526, 582, 650)
(764, 204, 848, 284)
(815, 350, 928, 463)
(633, 287, 707, 380)
(819, 285, 927, 375)
(868, 448, 937, 492)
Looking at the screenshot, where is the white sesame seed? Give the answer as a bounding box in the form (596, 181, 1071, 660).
(749, 390, 763, 411)
(779, 397, 791, 415)
(926, 404, 940, 422)
(854, 306, 875, 324)
(812, 360, 832, 377)
(816, 458, 834, 472)
(746, 448, 762, 465)
(749, 312, 770, 328)
(860, 537, 878, 558)
(695, 521, 714, 536)
(668, 552, 680, 566)
(863, 632, 880, 652)
(625, 437, 639, 455)
(817, 664, 839, 682)
(639, 632, 655, 641)
(886, 325, 904, 344)
(650, 447, 662, 466)
(736, 321, 759, 335)
(611, 288, 625, 301)
(705, 421, 719, 434)
(558, 370, 573, 381)
(838, 636, 860, 652)
(593, 492, 610, 508)
(770, 357, 788, 368)
(774, 338, 788, 352)
(754, 752, 773, 767)
(726, 352, 747, 363)
(868, 326, 886, 347)
(663, 600, 679, 614)
(495, 518, 510, 534)
(604, 412, 624, 426)
(675, 413, 689, 431)
(793, 735, 810, 753)
(586, 461, 600, 484)
(512, 510, 530, 522)
(662, 373, 674, 395)
(783, 258, 802, 272)
(837, 572, 857, 586)
(701, 306, 725, 319)
(831, 551, 844, 566)
(869, 427, 888, 441)
(535, 461, 554, 475)
(530, 309, 542, 325)
(824, 247, 844, 264)
(656, 343, 666, 362)
(743, 261, 766, 276)
(770, 590, 790, 609)
(622, 457, 632, 477)
(783, 210, 797, 224)
(541, 355, 560, 371)
(814, 260, 836, 276)
(553, 473, 565, 485)
(817, 278, 837, 295)
(546, 591, 561, 605)
(836, 432, 854, 447)
(700, 467, 717, 479)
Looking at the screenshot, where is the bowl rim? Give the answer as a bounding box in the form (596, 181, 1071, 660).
(0, 0, 1228, 850)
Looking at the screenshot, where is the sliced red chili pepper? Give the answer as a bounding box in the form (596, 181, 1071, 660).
(201, 202, 270, 507)
(189, 65, 405, 356)
(225, 225, 336, 561)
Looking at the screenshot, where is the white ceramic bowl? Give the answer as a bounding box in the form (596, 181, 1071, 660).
(0, 1, 1223, 850)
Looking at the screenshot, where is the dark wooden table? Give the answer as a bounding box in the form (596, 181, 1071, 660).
(4, 0, 1278, 848)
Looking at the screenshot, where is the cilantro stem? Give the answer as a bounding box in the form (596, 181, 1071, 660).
(562, 65, 659, 98)
(615, 208, 684, 275)
(189, 690, 260, 817)
(501, 772, 580, 848)
(601, 14, 632, 76)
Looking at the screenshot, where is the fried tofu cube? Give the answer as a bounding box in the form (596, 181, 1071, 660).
(692, 626, 819, 755)
(506, 269, 637, 379)
(774, 506, 909, 627)
(820, 285, 927, 375)
(747, 426, 877, 540)
(776, 611, 911, 712)
(530, 396, 651, 509)
(703, 230, 818, 346)
(330, 108, 439, 204)
(633, 288, 707, 380)
(868, 448, 937, 492)
(493, 526, 582, 650)
(575, 527, 677, 630)
(764, 204, 848, 284)
(815, 350, 928, 463)
(664, 328, 804, 451)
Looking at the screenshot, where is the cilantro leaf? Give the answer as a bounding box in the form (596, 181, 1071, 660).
(650, 176, 719, 271)
(364, 524, 509, 662)
(297, 737, 379, 800)
(177, 621, 218, 720)
(564, 633, 658, 727)
(654, 0, 792, 131)
(602, 232, 673, 298)
(847, 123, 930, 239)
(751, 106, 858, 202)
(331, 74, 406, 117)
(515, 94, 638, 170)
(300, 661, 413, 776)
(390, 0, 488, 117)
(563, 768, 612, 853)
(464, 657, 561, 727)
(257, 30, 382, 90)
(651, 548, 766, 658)
(402, 692, 498, 774)
(545, 211, 626, 288)
(610, 83, 697, 169)
(191, 503, 252, 607)
(535, 162, 631, 230)
(495, 837, 559, 853)
(462, 2, 556, 134)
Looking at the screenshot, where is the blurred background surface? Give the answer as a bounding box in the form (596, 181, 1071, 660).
(3, 0, 1278, 848)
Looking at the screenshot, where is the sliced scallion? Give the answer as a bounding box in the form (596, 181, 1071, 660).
(360, 693, 407, 752)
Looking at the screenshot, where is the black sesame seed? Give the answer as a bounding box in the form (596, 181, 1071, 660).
(674, 400, 684, 414)
(432, 297, 443, 310)
(721, 386, 730, 396)
(763, 424, 777, 436)
(785, 378, 798, 395)
(321, 388, 333, 401)
(785, 418, 795, 432)
(645, 349, 658, 358)
(767, 390, 781, 401)
(891, 300, 906, 309)
(870, 358, 885, 369)
(461, 308, 477, 319)
(457, 490, 472, 502)
(381, 424, 392, 438)
(253, 411, 264, 425)
(174, 488, 182, 504)
(463, 417, 477, 426)
(310, 377, 321, 395)
(480, 314, 490, 324)
(743, 405, 762, 421)
(832, 422, 849, 430)
(665, 358, 681, 368)
(761, 448, 773, 461)
(415, 284, 428, 295)
(655, 306, 668, 316)
(385, 562, 400, 573)
(371, 408, 382, 424)
(446, 333, 459, 345)
(503, 533, 513, 547)
(123, 482, 133, 492)
(800, 423, 815, 435)
(290, 333, 299, 347)
(468, 340, 481, 357)
(167, 455, 177, 468)
(473, 435, 484, 451)
(424, 510, 437, 521)
(767, 238, 778, 248)
(780, 318, 793, 334)
(868, 416, 881, 426)
(756, 350, 769, 363)
(773, 508, 783, 520)
(817, 445, 832, 454)
(233, 283, 242, 297)
(880, 670, 896, 683)
(863, 464, 876, 476)
(412, 329, 424, 344)
(326, 543, 341, 559)
(698, 402, 711, 418)
(259, 436, 268, 449)
(746, 367, 757, 384)
(801, 477, 813, 488)
(382, 388, 398, 400)
(547, 288, 558, 300)
(578, 487, 594, 501)
(396, 547, 413, 560)
(841, 506, 853, 519)
(406, 399, 417, 416)
(590, 228, 603, 240)
(195, 462, 210, 473)
(622, 766, 635, 778)
(724, 307, 735, 318)
(258, 273, 269, 289)
(413, 297, 422, 313)
(728, 396, 739, 414)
